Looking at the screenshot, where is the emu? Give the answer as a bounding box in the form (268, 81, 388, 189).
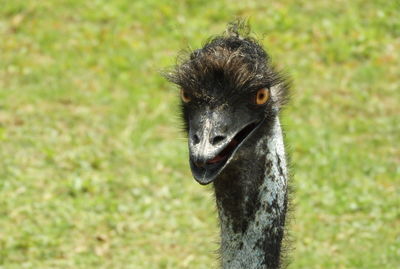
(165, 22, 291, 269)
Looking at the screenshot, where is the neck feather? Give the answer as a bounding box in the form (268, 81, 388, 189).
(213, 118, 288, 269)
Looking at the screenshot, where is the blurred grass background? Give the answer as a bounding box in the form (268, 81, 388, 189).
(0, 0, 399, 268)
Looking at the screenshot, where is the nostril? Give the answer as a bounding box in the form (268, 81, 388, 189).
(194, 160, 205, 168)
(211, 135, 226, 145)
(192, 134, 200, 144)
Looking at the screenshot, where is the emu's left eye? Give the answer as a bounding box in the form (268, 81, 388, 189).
(255, 88, 270, 105)
(180, 89, 191, 103)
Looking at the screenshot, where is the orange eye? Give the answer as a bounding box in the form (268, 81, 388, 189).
(255, 88, 270, 105)
(180, 89, 191, 103)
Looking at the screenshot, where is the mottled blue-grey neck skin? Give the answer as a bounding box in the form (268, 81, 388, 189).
(213, 117, 288, 269)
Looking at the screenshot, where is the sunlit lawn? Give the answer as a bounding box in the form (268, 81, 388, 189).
(0, 0, 399, 268)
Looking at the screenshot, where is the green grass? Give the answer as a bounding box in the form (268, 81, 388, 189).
(0, 0, 399, 268)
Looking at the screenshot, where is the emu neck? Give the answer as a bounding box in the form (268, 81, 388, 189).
(213, 118, 288, 269)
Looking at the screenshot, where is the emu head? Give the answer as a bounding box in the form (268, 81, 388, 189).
(165, 26, 288, 185)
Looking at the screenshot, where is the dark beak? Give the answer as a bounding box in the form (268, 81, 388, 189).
(188, 112, 263, 185)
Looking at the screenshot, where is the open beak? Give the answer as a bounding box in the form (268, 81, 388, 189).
(188, 114, 264, 185)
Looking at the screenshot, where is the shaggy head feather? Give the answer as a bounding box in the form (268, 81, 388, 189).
(164, 21, 290, 110)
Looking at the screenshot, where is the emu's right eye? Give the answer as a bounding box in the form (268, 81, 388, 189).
(180, 89, 191, 103)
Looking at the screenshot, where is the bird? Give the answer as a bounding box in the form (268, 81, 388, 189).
(164, 21, 291, 269)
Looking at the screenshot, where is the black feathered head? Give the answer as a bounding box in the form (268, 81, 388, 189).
(165, 21, 290, 184)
